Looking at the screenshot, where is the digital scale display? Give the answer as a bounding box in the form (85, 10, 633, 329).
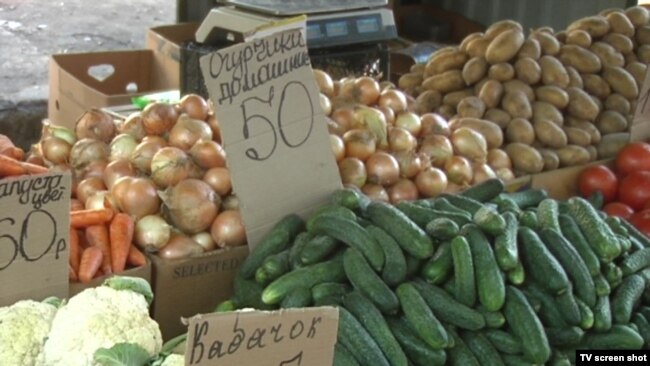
(356, 17, 379, 33)
(326, 21, 349, 37)
(307, 24, 323, 39)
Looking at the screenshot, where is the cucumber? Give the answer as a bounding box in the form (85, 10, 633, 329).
(576, 297, 594, 330)
(261, 250, 291, 281)
(300, 235, 339, 265)
(523, 283, 567, 329)
(404, 254, 424, 279)
(519, 210, 539, 230)
(397, 283, 449, 349)
(421, 241, 453, 284)
(506, 261, 525, 285)
(309, 214, 384, 271)
(430, 197, 475, 220)
(450, 235, 476, 307)
(539, 229, 596, 307)
(289, 232, 311, 269)
(214, 299, 235, 312)
(232, 275, 275, 310)
(501, 354, 533, 366)
(306, 204, 357, 232)
(632, 313, 650, 347)
(558, 201, 571, 215)
(337, 307, 390, 366)
(311, 282, 350, 303)
(240, 225, 292, 278)
(500, 189, 548, 209)
(594, 274, 611, 297)
(368, 201, 435, 259)
(330, 187, 371, 212)
(343, 248, 399, 314)
(386, 316, 447, 366)
(546, 326, 584, 347)
(473, 205, 507, 236)
(620, 218, 650, 248)
(333, 343, 360, 366)
(464, 224, 505, 311)
(492, 194, 523, 216)
(580, 324, 644, 350)
(550, 351, 572, 366)
(314, 296, 343, 307)
(477, 305, 506, 329)
(503, 286, 551, 364)
(494, 212, 519, 271)
(425, 217, 459, 241)
(587, 190, 604, 210)
(593, 296, 612, 332)
(554, 290, 582, 326)
(366, 225, 407, 287)
(620, 247, 650, 276)
(440, 193, 484, 215)
(460, 178, 505, 202)
(483, 330, 522, 355)
(518, 227, 570, 295)
(412, 279, 486, 331)
(461, 330, 505, 366)
(343, 291, 408, 366)
(611, 274, 645, 324)
(255, 267, 271, 286)
(568, 196, 622, 263)
(537, 198, 561, 232)
(604, 262, 624, 289)
(261, 255, 345, 305)
(447, 328, 480, 366)
(617, 234, 632, 253)
(606, 216, 628, 236)
(630, 236, 646, 252)
(280, 287, 312, 308)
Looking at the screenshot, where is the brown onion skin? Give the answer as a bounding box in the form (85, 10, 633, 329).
(330, 134, 345, 162)
(420, 113, 450, 137)
(343, 129, 376, 161)
(361, 183, 390, 202)
(378, 89, 407, 114)
(76, 177, 107, 204)
(75, 109, 116, 143)
(103, 159, 136, 189)
(339, 157, 367, 188)
(118, 113, 146, 141)
(131, 138, 166, 174)
(112, 177, 161, 219)
(165, 179, 221, 234)
(158, 234, 205, 259)
(179, 94, 210, 121)
(415, 167, 448, 198)
(190, 139, 227, 169)
(70, 138, 109, 172)
(211, 210, 247, 248)
(366, 152, 400, 186)
(168, 115, 213, 151)
(206, 114, 221, 143)
(41, 136, 71, 165)
(313, 69, 334, 97)
(353, 76, 381, 106)
(150, 147, 191, 188)
(388, 179, 419, 204)
(141, 102, 178, 136)
(203, 167, 232, 196)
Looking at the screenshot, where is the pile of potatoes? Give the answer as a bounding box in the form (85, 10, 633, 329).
(398, 6, 650, 176)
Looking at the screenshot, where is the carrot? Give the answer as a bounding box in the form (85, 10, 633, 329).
(21, 161, 48, 174)
(70, 208, 114, 228)
(69, 264, 78, 282)
(0, 154, 27, 177)
(78, 247, 103, 283)
(69, 227, 81, 273)
(70, 198, 85, 211)
(110, 213, 134, 273)
(127, 245, 147, 267)
(86, 224, 112, 275)
(25, 154, 45, 167)
(77, 229, 89, 249)
(0, 134, 24, 161)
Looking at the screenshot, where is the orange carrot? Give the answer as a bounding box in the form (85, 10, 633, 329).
(0, 154, 27, 177)
(0, 135, 24, 161)
(70, 208, 114, 228)
(25, 154, 44, 167)
(86, 224, 112, 275)
(78, 247, 103, 283)
(69, 227, 81, 273)
(70, 199, 85, 211)
(109, 213, 134, 273)
(21, 161, 48, 174)
(69, 264, 78, 282)
(127, 245, 147, 267)
(77, 229, 89, 249)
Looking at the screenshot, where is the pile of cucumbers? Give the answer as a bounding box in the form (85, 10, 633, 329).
(221, 178, 650, 365)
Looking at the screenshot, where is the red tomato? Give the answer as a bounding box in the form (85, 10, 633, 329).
(619, 171, 650, 210)
(644, 200, 650, 210)
(616, 142, 650, 177)
(602, 202, 635, 220)
(630, 209, 650, 237)
(577, 165, 618, 203)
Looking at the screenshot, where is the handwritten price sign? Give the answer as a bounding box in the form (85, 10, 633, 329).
(200, 28, 342, 249)
(0, 172, 70, 305)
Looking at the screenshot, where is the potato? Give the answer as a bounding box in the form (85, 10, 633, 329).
(443, 88, 475, 108)
(567, 15, 611, 38)
(460, 32, 484, 52)
(504, 80, 535, 102)
(532, 101, 564, 126)
(586, 145, 598, 161)
(538, 148, 560, 171)
(488, 63, 515, 81)
(625, 61, 647, 87)
(518, 38, 542, 59)
(426, 50, 468, 76)
(607, 11, 635, 37)
(485, 20, 524, 40)
(479, 80, 505, 109)
(534, 119, 568, 148)
(582, 74, 612, 100)
(535, 86, 569, 109)
(536, 26, 555, 34)
(636, 25, 650, 45)
(596, 110, 628, 134)
(452, 117, 504, 149)
(413, 90, 443, 115)
(555, 31, 567, 44)
(603, 65, 639, 99)
(503, 91, 533, 119)
(436, 105, 456, 120)
(626, 52, 639, 64)
(556, 145, 591, 167)
(602, 33, 634, 54)
(565, 66, 584, 89)
(567, 87, 600, 121)
(600, 8, 623, 16)
(398, 72, 424, 92)
(638, 44, 650, 64)
(427, 46, 456, 62)
(566, 30, 592, 48)
(422, 70, 465, 93)
(566, 118, 602, 144)
(540, 56, 570, 88)
(558, 45, 602, 73)
(515, 57, 541, 84)
(410, 63, 426, 73)
(462, 57, 488, 85)
(590, 42, 625, 68)
(457, 97, 487, 119)
(484, 108, 512, 128)
(486, 29, 525, 64)
(466, 37, 491, 58)
(625, 6, 650, 28)
(474, 78, 490, 95)
(531, 31, 561, 56)
(591, 95, 604, 112)
(597, 132, 630, 158)
(564, 126, 592, 146)
(506, 118, 536, 144)
(505, 143, 544, 174)
(605, 93, 631, 115)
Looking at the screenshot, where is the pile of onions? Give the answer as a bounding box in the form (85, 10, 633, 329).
(109, 133, 138, 161)
(131, 136, 166, 174)
(169, 114, 213, 150)
(162, 179, 220, 234)
(118, 112, 146, 141)
(103, 159, 136, 189)
(141, 102, 178, 135)
(203, 167, 232, 196)
(190, 139, 226, 169)
(150, 147, 192, 187)
(75, 109, 116, 143)
(111, 176, 161, 219)
(41, 136, 71, 165)
(179, 94, 210, 121)
(70, 138, 109, 171)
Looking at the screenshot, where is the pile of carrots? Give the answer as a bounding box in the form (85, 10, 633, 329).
(0, 134, 48, 177)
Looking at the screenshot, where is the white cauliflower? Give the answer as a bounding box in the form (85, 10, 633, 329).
(160, 354, 185, 366)
(0, 298, 59, 366)
(41, 277, 162, 366)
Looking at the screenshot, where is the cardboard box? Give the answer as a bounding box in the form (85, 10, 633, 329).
(48, 50, 175, 129)
(151, 245, 249, 340)
(68, 260, 152, 297)
(146, 22, 199, 91)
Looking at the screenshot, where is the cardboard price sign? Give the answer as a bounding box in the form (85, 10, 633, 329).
(199, 28, 342, 248)
(185, 307, 339, 366)
(0, 172, 70, 305)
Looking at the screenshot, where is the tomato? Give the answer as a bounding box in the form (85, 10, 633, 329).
(619, 171, 650, 210)
(616, 142, 650, 177)
(577, 165, 618, 203)
(644, 200, 650, 210)
(603, 202, 635, 220)
(630, 209, 650, 237)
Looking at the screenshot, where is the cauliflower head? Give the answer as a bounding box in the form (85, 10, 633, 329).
(161, 354, 185, 366)
(41, 278, 162, 366)
(0, 299, 58, 366)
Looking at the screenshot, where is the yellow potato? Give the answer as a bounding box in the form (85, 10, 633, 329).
(466, 37, 492, 58)
(582, 74, 612, 100)
(567, 15, 611, 37)
(555, 31, 567, 44)
(515, 57, 542, 84)
(422, 70, 465, 93)
(625, 61, 647, 87)
(535, 26, 555, 34)
(484, 108, 512, 128)
(504, 80, 535, 102)
(637, 44, 650, 64)
(636, 25, 650, 45)
(566, 30, 592, 48)
(556, 145, 592, 167)
(535, 86, 570, 109)
(602, 33, 634, 54)
(532, 101, 564, 126)
(479, 80, 505, 109)
(425, 50, 469, 76)
(566, 118, 602, 144)
(586, 145, 598, 161)
(443, 88, 475, 108)
(410, 63, 426, 73)
(605, 93, 631, 115)
(534, 119, 568, 148)
(538, 148, 560, 171)
(596, 110, 629, 134)
(626, 52, 639, 64)
(599, 8, 622, 17)
(460, 32, 485, 53)
(539, 56, 570, 88)
(531, 31, 561, 56)
(607, 11, 635, 37)
(502, 91, 532, 119)
(488, 63, 516, 81)
(427, 46, 456, 62)
(413, 90, 443, 115)
(436, 105, 456, 120)
(474, 78, 490, 95)
(559, 45, 602, 73)
(398, 72, 424, 92)
(625, 6, 650, 28)
(462, 57, 488, 85)
(518, 38, 542, 59)
(603, 65, 639, 99)
(565, 66, 584, 89)
(567, 87, 600, 121)
(563, 127, 592, 146)
(590, 42, 625, 68)
(457, 97, 487, 119)
(506, 118, 536, 144)
(597, 132, 630, 158)
(485, 20, 524, 40)
(454, 117, 504, 148)
(486, 29, 525, 64)
(505, 143, 544, 174)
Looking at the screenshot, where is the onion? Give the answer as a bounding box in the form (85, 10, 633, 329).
(366, 152, 400, 186)
(330, 134, 345, 162)
(70, 138, 109, 171)
(326, 117, 346, 136)
(395, 111, 422, 137)
(150, 147, 191, 188)
(473, 163, 498, 184)
(206, 114, 221, 143)
(487, 149, 512, 170)
(180, 94, 209, 121)
(135, 215, 171, 251)
(85, 191, 116, 210)
(203, 167, 232, 196)
(352, 76, 381, 106)
(388, 127, 417, 152)
(361, 184, 390, 202)
(211, 210, 247, 247)
(111, 176, 161, 219)
(320, 93, 332, 116)
(103, 159, 136, 189)
(445, 155, 474, 185)
(343, 129, 376, 161)
(192, 232, 216, 252)
(339, 157, 367, 188)
(353, 107, 388, 148)
(158, 234, 205, 259)
(42, 122, 76, 146)
(169, 114, 213, 151)
(163, 179, 221, 234)
(118, 112, 146, 141)
(109, 133, 138, 161)
(388, 179, 419, 204)
(75, 109, 116, 143)
(496, 167, 516, 181)
(26, 154, 45, 167)
(378, 89, 407, 114)
(141, 102, 178, 135)
(41, 136, 71, 165)
(188, 161, 205, 179)
(189, 139, 226, 169)
(313, 69, 334, 97)
(418, 135, 453, 168)
(444, 182, 465, 194)
(415, 167, 448, 198)
(81, 160, 108, 180)
(76, 177, 106, 204)
(379, 106, 396, 125)
(420, 113, 450, 136)
(222, 195, 240, 211)
(451, 127, 488, 163)
(331, 108, 355, 132)
(338, 78, 357, 100)
(130, 138, 166, 174)
(393, 150, 425, 178)
(380, 81, 396, 91)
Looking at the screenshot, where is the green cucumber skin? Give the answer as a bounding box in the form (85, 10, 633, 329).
(368, 201, 435, 259)
(333, 343, 361, 366)
(465, 224, 506, 311)
(494, 211, 519, 272)
(518, 227, 570, 295)
(412, 279, 486, 331)
(580, 325, 644, 350)
(343, 248, 399, 314)
(611, 274, 646, 324)
(386, 316, 447, 366)
(503, 286, 552, 364)
(367, 225, 407, 287)
(421, 241, 453, 284)
(568, 197, 622, 263)
(558, 214, 601, 277)
(337, 307, 391, 366)
(483, 329, 522, 355)
(450, 235, 477, 308)
(538, 199, 561, 232)
(461, 330, 506, 366)
(620, 248, 650, 276)
(460, 178, 505, 202)
(397, 283, 449, 349)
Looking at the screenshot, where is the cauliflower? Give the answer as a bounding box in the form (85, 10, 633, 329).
(0, 298, 59, 366)
(41, 277, 162, 366)
(160, 354, 185, 366)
